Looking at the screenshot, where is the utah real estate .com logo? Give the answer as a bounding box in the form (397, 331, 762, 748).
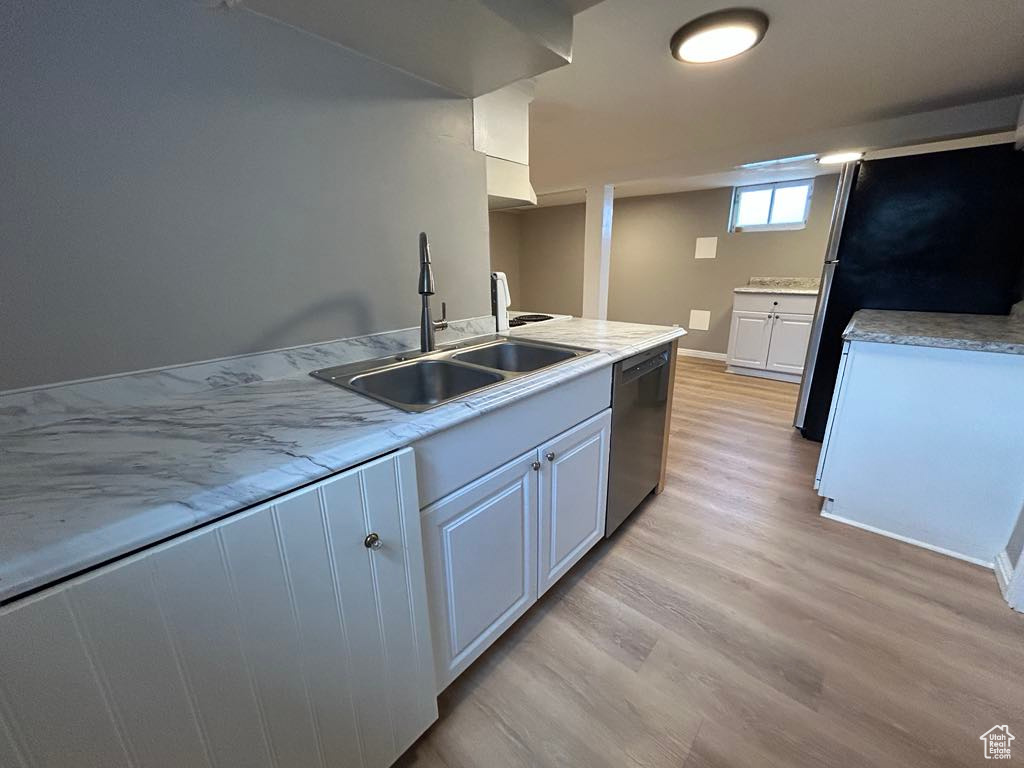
(980, 725, 1015, 759)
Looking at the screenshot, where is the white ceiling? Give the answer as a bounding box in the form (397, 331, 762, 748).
(529, 0, 1024, 196)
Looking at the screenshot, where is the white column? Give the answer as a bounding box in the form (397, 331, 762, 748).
(581, 184, 614, 320)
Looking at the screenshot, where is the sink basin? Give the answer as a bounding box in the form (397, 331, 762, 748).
(452, 341, 578, 372)
(310, 334, 596, 412)
(347, 360, 504, 410)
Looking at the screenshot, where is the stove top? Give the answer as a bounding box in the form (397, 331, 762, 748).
(509, 314, 553, 327)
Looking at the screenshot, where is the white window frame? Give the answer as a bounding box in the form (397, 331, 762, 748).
(729, 178, 815, 233)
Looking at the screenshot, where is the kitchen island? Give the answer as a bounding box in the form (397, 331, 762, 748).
(0, 315, 683, 603)
(0, 313, 684, 768)
(816, 309, 1024, 566)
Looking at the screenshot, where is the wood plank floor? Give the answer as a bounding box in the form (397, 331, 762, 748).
(398, 357, 1024, 767)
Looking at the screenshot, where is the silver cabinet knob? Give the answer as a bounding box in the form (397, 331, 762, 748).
(531, 461, 541, 471)
(363, 532, 383, 550)
(545, 452, 556, 462)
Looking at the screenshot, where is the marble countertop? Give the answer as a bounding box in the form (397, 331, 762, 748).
(843, 309, 1024, 355)
(0, 316, 684, 603)
(734, 276, 821, 295)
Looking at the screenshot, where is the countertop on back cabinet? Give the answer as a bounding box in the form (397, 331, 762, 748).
(733, 277, 821, 296)
(842, 309, 1024, 355)
(0, 317, 685, 603)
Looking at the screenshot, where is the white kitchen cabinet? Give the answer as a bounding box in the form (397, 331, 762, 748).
(726, 310, 773, 369)
(538, 412, 611, 596)
(0, 449, 436, 768)
(421, 453, 538, 689)
(422, 409, 612, 690)
(765, 312, 814, 374)
(816, 340, 1024, 567)
(726, 292, 817, 382)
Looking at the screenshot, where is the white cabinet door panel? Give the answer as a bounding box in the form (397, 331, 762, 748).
(273, 488, 364, 768)
(766, 313, 813, 374)
(219, 511, 324, 768)
(0, 448, 435, 768)
(727, 311, 772, 369)
(422, 453, 537, 690)
(0, 592, 135, 768)
(152, 526, 276, 768)
(349, 456, 436, 755)
(538, 410, 611, 596)
(71, 558, 215, 768)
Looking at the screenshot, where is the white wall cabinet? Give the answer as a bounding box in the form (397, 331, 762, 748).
(0, 449, 436, 768)
(422, 409, 611, 690)
(726, 293, 817, 382)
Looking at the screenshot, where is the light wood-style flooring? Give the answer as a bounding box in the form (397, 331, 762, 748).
(398, 357, 1024, 767)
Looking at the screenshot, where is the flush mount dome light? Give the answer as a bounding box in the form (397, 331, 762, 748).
(817, 151, 864, 165)
(670, 8, 769, 64)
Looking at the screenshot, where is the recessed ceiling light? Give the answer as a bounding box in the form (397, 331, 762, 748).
(817, 151, 864, 165)
(670, 8, 769, 64)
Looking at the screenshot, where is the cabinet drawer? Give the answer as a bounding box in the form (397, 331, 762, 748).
(413, 364, 612, 506)
(733, 292, 818, 314)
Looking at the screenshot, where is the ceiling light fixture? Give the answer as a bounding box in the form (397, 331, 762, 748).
(817, 151, 864, 165)
(670, 8, 769, 64)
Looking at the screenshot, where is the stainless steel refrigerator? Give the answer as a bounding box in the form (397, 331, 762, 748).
(794, 142, 1024, 442)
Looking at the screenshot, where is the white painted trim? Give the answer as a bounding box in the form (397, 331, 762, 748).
(994, 551, 1014, 595)
(725, 365, 801, 384)
(821, 509, 994, 569)
(677, 348, 727, 361)
(995, 549, 1024, 612)
(864, 131, 1015, 161)
(582, 184, 614, 320)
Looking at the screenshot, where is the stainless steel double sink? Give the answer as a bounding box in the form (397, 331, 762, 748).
(310, 336, 596, 412)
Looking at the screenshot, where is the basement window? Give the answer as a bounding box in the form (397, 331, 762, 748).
(729, 179, 814, 232)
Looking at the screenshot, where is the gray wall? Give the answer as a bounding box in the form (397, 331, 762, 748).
(506, 204, 586, 315)
(488, 211, 522, 303)
(608, 178, 838, 354)
(1, 0, 489, 390)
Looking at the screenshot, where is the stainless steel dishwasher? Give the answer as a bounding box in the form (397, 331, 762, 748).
(606, 342, 672, 537)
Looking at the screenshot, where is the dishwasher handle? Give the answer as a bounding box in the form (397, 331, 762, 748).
(620, 350, 668, 384)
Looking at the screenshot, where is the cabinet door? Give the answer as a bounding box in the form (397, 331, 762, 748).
(421, 453, 537, 691)
(727, 310, 772, 369)
(538, 410, 611, 596)
(0, 449, 435, 768)
(766, 312, 814, 374)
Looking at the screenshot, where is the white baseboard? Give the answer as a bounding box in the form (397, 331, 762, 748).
(725, 365, 801, 384)
(820, 509, 994, 569)
(994, 550, 1014, 594)
(677, 348, 727, 361)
